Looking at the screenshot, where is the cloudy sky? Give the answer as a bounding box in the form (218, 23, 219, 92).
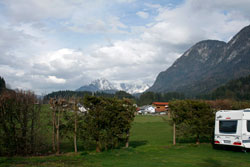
(0, 0, 250, 94)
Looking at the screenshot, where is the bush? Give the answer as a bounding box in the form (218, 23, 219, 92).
(169, 100, 214, 144)
(0, 90, 43, 156)
(82, 96, 136, 152)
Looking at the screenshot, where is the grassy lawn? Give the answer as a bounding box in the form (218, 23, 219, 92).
(1, 115, 250, 167)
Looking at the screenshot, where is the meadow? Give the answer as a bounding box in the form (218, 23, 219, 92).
(1, 115, 250, 167)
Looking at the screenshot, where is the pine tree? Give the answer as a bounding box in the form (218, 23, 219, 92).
(0, 76, 6, 92)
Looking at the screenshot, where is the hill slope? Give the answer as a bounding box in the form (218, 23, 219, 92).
(148, 25, 250, 96)
(203, 74, 250, 100)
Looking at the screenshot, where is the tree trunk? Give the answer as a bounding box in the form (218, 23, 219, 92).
(30, 105, 35, 154)
(74, 109, 78, 153)
(173, 123, 176, 145)
(125, 140, 129, 148)
(125, 131, 130, 148)
(196, 135, 200, 145)
(22, 107, 28, 155)
(52, 110, 56, 152)
(168, 110, 171, 118)
(96, 141, 101, 152)
(56, 109, 60, 155)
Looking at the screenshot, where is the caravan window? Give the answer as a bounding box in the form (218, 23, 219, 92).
(247, 120, 250, 132)
(219, 120, 237, 133)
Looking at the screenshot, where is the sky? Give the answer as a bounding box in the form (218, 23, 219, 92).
(0, 0, 250, 95)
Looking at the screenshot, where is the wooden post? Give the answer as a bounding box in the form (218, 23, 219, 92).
(125, 131, 129, 148)
(173, 122, 176, 145)
(50, 99, 56, 152)
(52, 109, 56, 152)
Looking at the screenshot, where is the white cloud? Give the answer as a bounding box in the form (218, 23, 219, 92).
(1, 0, 250, 94)
(2, 0, 76, 22)
(116, 0, 136, 3)
(136, 11, 149, 19)
(47, 76, 66, 84)
(2, 0, 129, 35)
(68, 16, 128, 34)
(144, 3, 162, 9)
(83, 0, 250, 85)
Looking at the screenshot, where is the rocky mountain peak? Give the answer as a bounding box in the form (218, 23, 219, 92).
(226, 25, 250, 62)
(90, 78, 116, 90)
(148, 24, 250, 96)
(77, 78, 150, 94)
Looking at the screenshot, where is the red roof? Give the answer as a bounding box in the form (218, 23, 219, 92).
(152, 102, 169, 106)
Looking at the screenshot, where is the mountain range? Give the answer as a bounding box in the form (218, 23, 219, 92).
(76, 78, 150, 94)
(148, 24, 250, 96)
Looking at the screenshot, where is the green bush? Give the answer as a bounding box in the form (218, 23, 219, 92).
(169, 100, 214, 144)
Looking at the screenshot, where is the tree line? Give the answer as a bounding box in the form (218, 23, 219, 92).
(44, 90, 186, 106)
(0, 79, 136, 156)
(0, 93, 135, 156)
(47, 96, 135, 154)
(136, 91, 186, 106)
(44, 90, 134, 102)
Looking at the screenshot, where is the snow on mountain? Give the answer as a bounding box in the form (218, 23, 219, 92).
(114, 82, 150, 94)
(77, 78, 150, 94)
(76, 78, 116, 92)
(91, 78, 116, 90)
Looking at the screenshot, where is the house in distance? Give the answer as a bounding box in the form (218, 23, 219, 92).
(137, 102, 169, 115)
(137, 105, 155, 115)
(152, 102, 169, 116)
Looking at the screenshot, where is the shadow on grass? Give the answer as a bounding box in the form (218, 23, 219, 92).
(213, 144, 248, 153)
(201, 158, 224, 167)
(129, 140, 148, 148)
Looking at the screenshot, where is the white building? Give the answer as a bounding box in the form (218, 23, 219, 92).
(138, 105, 155, 115)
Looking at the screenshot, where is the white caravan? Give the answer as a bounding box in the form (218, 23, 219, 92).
(214, 109, 250, 149)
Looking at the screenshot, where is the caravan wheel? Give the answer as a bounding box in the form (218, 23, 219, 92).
(242, 148, 248, 153)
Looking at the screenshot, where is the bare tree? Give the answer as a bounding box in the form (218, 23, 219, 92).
(49, 99, 56, 152)
(0, 90, 42, 156)
(49, 98, 68, 154)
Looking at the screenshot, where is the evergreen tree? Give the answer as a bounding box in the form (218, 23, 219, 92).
(82, 96, 135, 152)
(200, 74, 250, 100)
(115, 91, 134, 99)
(0, 76, 6, 92)
(137, 91, 185, 106)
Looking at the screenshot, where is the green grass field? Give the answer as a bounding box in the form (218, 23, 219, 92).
(1, 115, 250, 167)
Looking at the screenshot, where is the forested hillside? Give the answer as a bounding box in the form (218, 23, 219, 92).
(137, 92, 185, 106)
(202, 74, 250, 100)
(44, 90, 134, 102)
